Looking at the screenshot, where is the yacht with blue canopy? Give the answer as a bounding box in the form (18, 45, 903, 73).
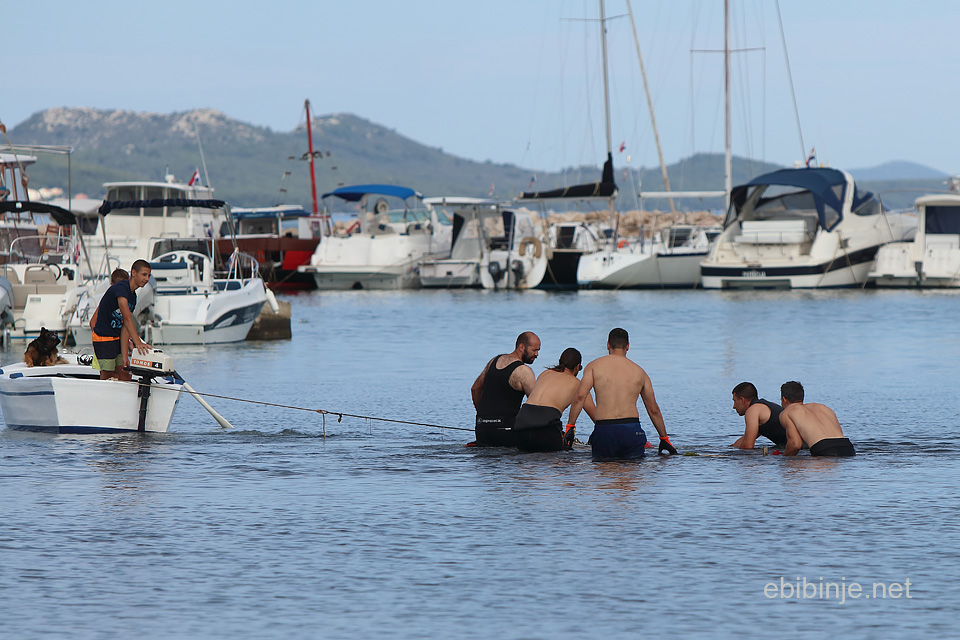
(298, 184, 451, 289)
(700, 167, 914, 289)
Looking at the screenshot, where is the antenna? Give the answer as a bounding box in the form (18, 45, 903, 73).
(194, 121, 212, 187)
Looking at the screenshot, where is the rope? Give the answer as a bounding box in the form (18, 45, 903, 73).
(125, 378, 473, 432)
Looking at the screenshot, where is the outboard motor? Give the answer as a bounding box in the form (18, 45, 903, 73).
(487, 261, 504, 282)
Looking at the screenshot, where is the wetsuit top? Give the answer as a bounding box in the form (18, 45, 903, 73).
(476, 357, 525, 423)
(751, 398, 787, 446)
(93, 280, 136, 339)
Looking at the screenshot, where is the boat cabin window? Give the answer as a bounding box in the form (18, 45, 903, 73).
(925, 206, 960, 234)
(107, 186, 139, 213)
(143, 187, 165, 216)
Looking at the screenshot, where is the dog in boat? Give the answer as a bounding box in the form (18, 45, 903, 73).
(24, 327, 67, 367)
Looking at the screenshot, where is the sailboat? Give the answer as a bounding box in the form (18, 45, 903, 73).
(519, 0, 618, 290)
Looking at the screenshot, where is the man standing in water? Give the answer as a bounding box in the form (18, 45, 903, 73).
(567, 328, 677, 459)
(729, 382, 788, 449)
(470, 331, 540, 446)
(92, 260, 152, 381)
(779, 381, 855, 457)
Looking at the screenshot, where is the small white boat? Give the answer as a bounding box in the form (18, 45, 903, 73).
(419, 199, 548, 290)
(869, 193, 960, 287)
(700, 167, 915, 289)
(299, 185, 452, 290)
(0, 351, 183, 434)
(140, 249, 267, 345)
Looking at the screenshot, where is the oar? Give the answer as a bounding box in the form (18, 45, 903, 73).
(178, 377, 234, 429)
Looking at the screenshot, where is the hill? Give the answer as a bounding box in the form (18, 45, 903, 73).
(6, 107, 949, 212)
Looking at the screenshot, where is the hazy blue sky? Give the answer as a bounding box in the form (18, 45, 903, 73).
(5, 0, 957, 175)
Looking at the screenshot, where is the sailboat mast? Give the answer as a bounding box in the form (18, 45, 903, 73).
(304, 99, 319, 216)
(724, 0, 732, 211)
(599, 0, 613, 159)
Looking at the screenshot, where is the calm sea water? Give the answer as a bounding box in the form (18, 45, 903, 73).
(2, 289, 959, 639)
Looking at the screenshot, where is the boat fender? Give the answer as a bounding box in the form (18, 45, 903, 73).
(265, 288, 280, 314)
(517, 236, 542, 259)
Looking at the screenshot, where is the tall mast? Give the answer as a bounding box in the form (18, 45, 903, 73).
(724, 0, 732, 211)
(599, 0, 613, 159)
(625, 0, 674, 213)
(304, 99, 319, 216)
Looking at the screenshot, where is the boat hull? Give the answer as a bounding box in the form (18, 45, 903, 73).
(306, 265, 420, 290)
(145, 296, 265, 345)
(0, 370, 182, 434)
(419, 260, 481, 288)
(700, 246, 881, 289)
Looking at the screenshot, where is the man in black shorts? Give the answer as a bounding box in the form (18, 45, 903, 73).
(780, 381, 855, 457)
(92, 260, 152, 380)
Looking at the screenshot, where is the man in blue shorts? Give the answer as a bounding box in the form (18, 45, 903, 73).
(566, 328, 677, 459)
(92, 259, 152, 380)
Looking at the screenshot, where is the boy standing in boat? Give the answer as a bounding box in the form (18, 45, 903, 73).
(567, 328, 677, 459)
(92, 260, 152, 380)
(470, 331, 540, 446)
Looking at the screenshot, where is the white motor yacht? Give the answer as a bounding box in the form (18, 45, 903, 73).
(79, 174, 224, 277)
(700, 168, 914, 289)
(869, 193, 960, 287)
(299, 185, 452, 290)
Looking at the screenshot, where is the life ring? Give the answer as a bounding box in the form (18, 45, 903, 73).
(374, 198, 389, 214)
(517, 236, 542, 259)
(618, 239, 628, 248)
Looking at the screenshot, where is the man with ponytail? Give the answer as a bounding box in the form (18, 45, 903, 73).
(513, 347, 590, 452)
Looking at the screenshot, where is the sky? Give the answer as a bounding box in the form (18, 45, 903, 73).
(4, 0, 958, 176)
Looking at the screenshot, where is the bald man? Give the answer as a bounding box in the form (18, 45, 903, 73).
(470, 331, 540, 447)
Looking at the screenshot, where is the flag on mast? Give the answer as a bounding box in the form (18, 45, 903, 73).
(188, 169, 201, 186)
(805, 148, 816, 168)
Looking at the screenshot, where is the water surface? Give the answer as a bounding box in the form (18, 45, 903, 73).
(2, 289, 958, 638)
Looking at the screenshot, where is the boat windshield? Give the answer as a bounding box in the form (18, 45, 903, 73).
(726, 184, 832, 231)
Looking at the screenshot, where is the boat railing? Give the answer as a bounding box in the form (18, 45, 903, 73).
(7, 234, 78, 266)
(220, 248, 261, 282)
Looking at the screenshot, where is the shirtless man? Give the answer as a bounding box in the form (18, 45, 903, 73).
(730, 382, 788, 449)
(567, 328, 677, 459)
(779, 381, 855, 457)
(470, 331, 540, 446)
(513, 348, 593, 452)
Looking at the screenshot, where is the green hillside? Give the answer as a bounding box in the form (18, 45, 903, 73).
(6, 107, 947, 212)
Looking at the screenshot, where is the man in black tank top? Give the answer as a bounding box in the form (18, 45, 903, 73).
(470, 332, 540, 446)
(730, 382, 788, 449)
